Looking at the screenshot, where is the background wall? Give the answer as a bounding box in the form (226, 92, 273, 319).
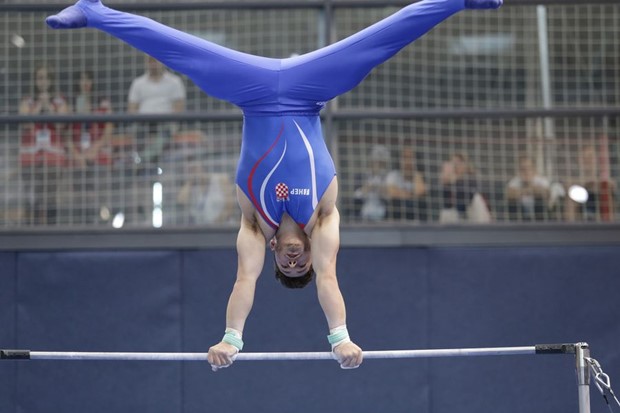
(0, 245, 618, 413)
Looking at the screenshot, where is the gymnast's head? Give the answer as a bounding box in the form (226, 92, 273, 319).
(270, 234, 314, 289)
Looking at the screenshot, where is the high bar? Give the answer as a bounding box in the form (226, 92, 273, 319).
(0, 344, 577, 361)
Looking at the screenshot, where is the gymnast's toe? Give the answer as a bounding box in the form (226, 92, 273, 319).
(46, 5, 88, 29)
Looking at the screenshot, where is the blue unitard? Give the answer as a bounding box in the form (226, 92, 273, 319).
(47, 0, 501, 229)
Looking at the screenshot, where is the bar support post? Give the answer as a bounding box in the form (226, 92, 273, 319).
(576, 342, 591, 413)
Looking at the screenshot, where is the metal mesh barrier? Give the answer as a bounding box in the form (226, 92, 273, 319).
(0, 2, 618, 228)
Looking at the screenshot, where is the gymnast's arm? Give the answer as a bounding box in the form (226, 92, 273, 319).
(311, 207, 363, 369)
(207, 215, 265, 370)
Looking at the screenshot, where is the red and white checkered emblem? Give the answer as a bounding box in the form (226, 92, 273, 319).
(275, 183, 289, 201)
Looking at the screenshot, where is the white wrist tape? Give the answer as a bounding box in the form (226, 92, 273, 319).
(222, 328, 244, 351)
(327, 325, 351, 351)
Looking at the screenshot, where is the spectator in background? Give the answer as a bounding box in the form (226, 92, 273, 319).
(18, 64, 69, 225)
(128, 55, 186, 166)
(506, 155, 551, 221)
(176, 161, 237, 225)
(384, 146, 428, 221)
(354, 144, 428, 222)
(564, 144, 616, 222)
(122, 55, 186, 225)
(354, 144, 395, 221)
(68, 70, 114, 225)
(440, 152, 486, 223)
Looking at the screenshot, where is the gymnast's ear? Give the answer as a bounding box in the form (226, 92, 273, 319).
(269, 237, 277, 251)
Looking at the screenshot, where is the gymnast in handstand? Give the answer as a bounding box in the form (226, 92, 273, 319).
(47, 0, 502, 370)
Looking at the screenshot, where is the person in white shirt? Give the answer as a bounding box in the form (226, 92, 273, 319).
(354, 145, 394, 221)
(128, 55, 186, 114)
(128, 55, 186, 164)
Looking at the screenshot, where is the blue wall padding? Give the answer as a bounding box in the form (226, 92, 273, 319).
(0, 252, 16, 413)
(14, 251, 183, 413)
(425, 246, 620, 413)
(0, 246, 618, 413)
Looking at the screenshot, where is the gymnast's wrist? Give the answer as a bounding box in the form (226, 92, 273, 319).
(327, 325, 351, 351)
(222, 327, 244, 351)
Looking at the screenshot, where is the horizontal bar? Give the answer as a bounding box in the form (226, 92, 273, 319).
(1, 107, 618, 125)
(332, 107, 620, 120)
(0, 346, 544, 361)
(1, 0, 617, 12)
(0, 111, 242, 124)
(240, 347, 538, 360)
(1, 1, 327, 12)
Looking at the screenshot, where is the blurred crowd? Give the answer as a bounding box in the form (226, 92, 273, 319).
(4, 59, 617, 228)
(11, 58, 237, 227)
(351, 143, 616, 224)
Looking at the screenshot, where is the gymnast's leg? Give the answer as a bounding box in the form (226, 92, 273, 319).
(280, 0, 502, 102)
(46, 0, 278, 106)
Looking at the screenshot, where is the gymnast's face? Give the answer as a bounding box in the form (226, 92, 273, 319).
(270, 235, 312, 277)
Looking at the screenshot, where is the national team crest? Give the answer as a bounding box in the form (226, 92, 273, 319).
(275, 183, 289, 202)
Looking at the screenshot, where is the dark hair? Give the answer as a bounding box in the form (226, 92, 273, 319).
(74, 70, 94, 93)
(33, 64, 55, 94)
(274, 261, 315, 289)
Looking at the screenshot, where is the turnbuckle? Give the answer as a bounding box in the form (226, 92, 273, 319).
(585, 357, 620, 412)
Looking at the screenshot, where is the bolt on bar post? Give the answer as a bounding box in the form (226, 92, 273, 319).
(576, 342, 591, 413)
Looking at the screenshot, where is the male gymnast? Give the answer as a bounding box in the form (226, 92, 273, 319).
(46, 0, 502, 371)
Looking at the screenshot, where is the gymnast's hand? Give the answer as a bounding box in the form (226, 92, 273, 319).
(207, 341, 239, 372)
(332, 341, 363, 369)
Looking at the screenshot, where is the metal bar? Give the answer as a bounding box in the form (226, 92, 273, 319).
(1, 0, 618, 12)
(1, 346, 542, 361)
(238, 347, 538, 360)
(330, 107, 620, 120)
(321, 0, 335, 153)
(1, 107, 619, 125)
(0, 112, 242, 124)
(1, 2, 327, 12)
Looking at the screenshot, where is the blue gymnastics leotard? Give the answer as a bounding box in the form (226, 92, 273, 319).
(47, 0, 474, 229)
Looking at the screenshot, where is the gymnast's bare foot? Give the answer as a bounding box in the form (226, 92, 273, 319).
(46, 0, 102, 29)
(465, 0, 503, 9)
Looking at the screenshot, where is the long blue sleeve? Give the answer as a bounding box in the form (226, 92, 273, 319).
(279, 0, 464, 108)
(70, 0, 280, 109)
(53, 0, 464, 115)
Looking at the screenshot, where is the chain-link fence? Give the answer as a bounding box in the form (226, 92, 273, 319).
(1, 1, 618, 228)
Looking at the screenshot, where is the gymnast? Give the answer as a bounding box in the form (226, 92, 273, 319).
(46, 0, 502, 371)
